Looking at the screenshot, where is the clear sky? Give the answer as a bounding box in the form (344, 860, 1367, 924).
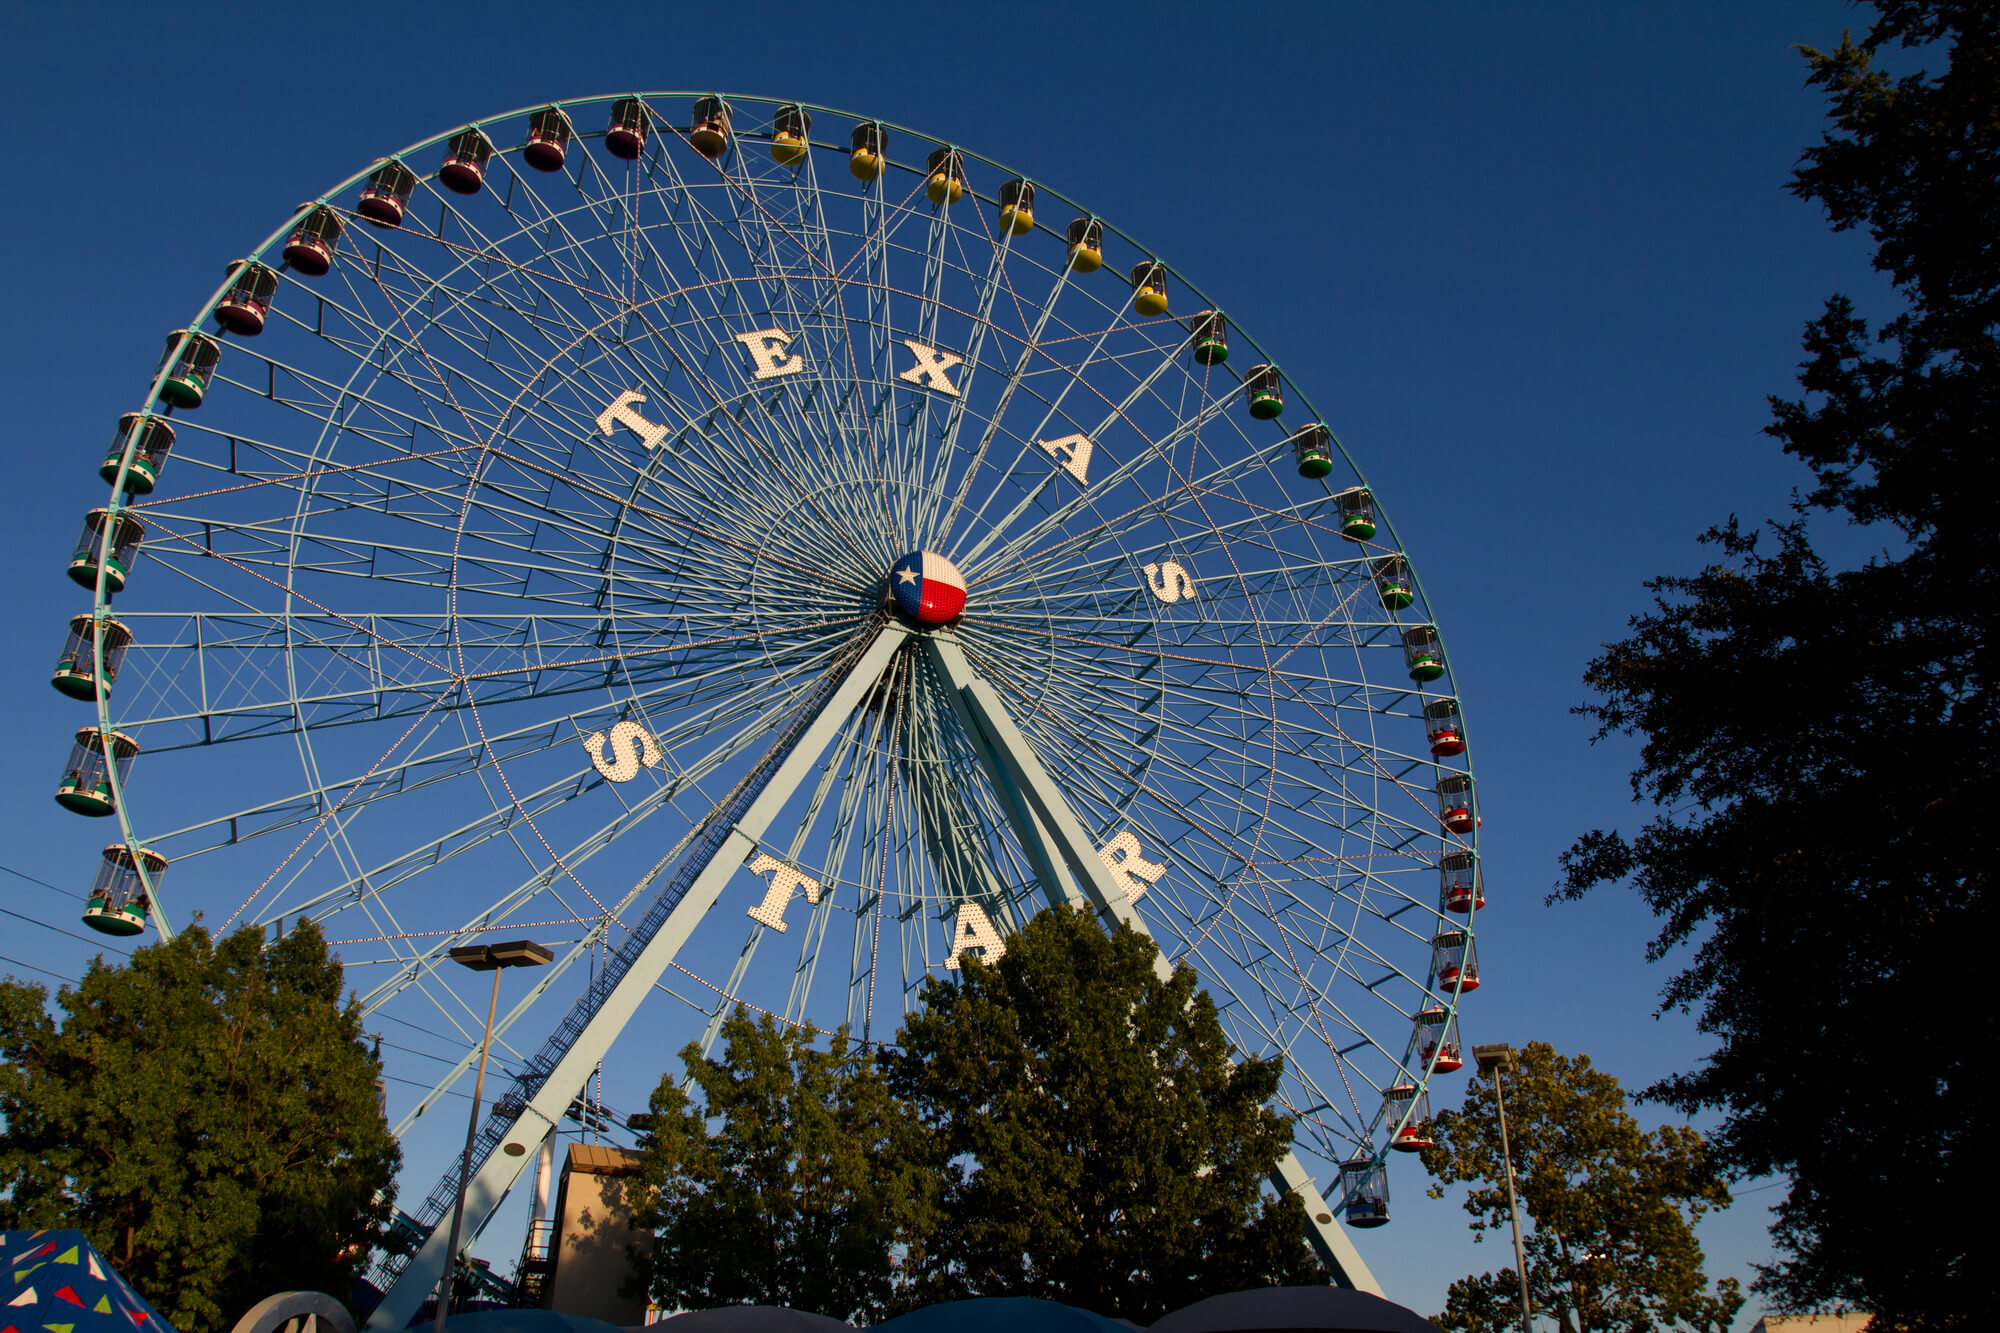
(0, 2, 1878, 1325)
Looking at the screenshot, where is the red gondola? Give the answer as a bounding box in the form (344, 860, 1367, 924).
(439, 128, 495, 195)
(283, 204, 343, 276)
(1441, 851, 1484, 914)
(1437, 772, 1476, 834)
(215, 260, 279, 336)
(357, 159, 417, 227)
(525, 106, 574, 172)
(1425, 697, 1466, 757)
(606, 98, 652, 161)
(1414, 1007, 1463, 1074)
(1432, 929, 1480, 994)
(1384, 1084, 1435, 1152)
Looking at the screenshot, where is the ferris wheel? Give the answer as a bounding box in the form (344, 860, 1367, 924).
(53, 93, 1484, 1317)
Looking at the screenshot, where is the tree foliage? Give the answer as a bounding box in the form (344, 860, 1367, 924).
(882, 906, 1320, 1324)
(1555, 6, 1994, 1327)
(0, 921, 400, 1333)
(1419, 1044, 1741, 1333)
(625, 1007, 938, 1324)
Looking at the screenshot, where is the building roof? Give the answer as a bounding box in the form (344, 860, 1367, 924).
(1751, 1317, 1873, 1333)
(564, 1144, 643, 1178)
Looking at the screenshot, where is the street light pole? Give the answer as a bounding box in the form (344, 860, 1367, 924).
(436, 940, 553, 1333)
(1473, 1043, 1534, 1333)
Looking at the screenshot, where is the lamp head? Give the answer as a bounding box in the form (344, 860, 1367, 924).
(450, 939, 554, 971)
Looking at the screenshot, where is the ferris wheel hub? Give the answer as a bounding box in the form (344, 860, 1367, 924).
(887, 550, 968, 625)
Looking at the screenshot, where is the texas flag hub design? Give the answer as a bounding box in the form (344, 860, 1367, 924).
(889, 551, 967, 625)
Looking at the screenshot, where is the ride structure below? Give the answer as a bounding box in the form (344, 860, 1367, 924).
(367, 619, 1380, 1329)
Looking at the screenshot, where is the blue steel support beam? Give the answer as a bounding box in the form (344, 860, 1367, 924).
(368, 623, 911, 1330)
(921, 631, 1385, 1297)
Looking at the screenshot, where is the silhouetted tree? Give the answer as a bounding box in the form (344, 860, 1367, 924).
(1557, 6, 1995, 1328)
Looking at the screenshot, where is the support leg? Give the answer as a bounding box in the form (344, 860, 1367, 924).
(920, 631, 1385, 1295)
(368, 626, 909, 1329)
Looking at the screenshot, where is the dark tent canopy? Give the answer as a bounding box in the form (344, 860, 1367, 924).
(1, 1231, 176, 1333)
(875, 1297, 1131, 1333)
(1148, 1287, 1442, 1333)
(650, 1307, 853, 1333)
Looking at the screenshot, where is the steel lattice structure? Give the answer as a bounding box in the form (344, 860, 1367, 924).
(57, 93, 1484, 1316)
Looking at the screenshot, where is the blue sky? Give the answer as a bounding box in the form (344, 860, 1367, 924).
(0, 2, 1884, 1324)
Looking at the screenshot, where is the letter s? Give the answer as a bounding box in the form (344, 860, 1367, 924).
(584, 720, 663, 783)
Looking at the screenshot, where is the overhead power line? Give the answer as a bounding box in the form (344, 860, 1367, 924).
(0, 953, 79, 985)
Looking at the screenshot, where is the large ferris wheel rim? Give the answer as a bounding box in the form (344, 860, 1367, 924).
(77, 86, 1482, 1231)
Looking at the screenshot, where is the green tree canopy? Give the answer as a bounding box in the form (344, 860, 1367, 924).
(1419, 1044, 1741, 1333)
(883, 906, 1320, 1324)
(0, 920, 400, 1333)
(1556, 5, 1993, 1327)
(625, 1007, 938, 1324)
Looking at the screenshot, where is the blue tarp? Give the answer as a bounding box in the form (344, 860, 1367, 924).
(0, 1231, 175, 1333)
(875, 1297, 1133, 1333)
(419, 1311, 627, 1333)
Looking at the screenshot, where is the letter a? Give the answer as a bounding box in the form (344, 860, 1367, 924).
(898, 340, 963, 397)
(944, 902, 1006, 969)
(746, 853, 823, 932)
(1099, 831, 1167, 904)
(734, 328, 806, 380)
(1038, 434, 1094, 485)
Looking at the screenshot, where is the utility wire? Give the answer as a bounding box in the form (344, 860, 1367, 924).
(0, 903, 132, 956)
(0, 953, 78, 985)
(382, 1072, 477, 1101)
(0, 861, 83, 901)
(376, 1035, 489, 1068)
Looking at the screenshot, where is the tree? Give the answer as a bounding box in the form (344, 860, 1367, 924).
(624, 1006, 939, 1324)
(1555, 6, 1994, 1328)
(1420, 1045, 1740, 1333)
(882, 906, 1320, 1324)
(0, 920, 400, 1333)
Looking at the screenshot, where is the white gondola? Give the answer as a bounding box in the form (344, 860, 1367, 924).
(51, 613, 131, 700)
(55, 727, 139, 817)
(83, 845, 165, 937)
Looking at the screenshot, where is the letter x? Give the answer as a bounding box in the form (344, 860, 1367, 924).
(898, 340, 963, 397)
